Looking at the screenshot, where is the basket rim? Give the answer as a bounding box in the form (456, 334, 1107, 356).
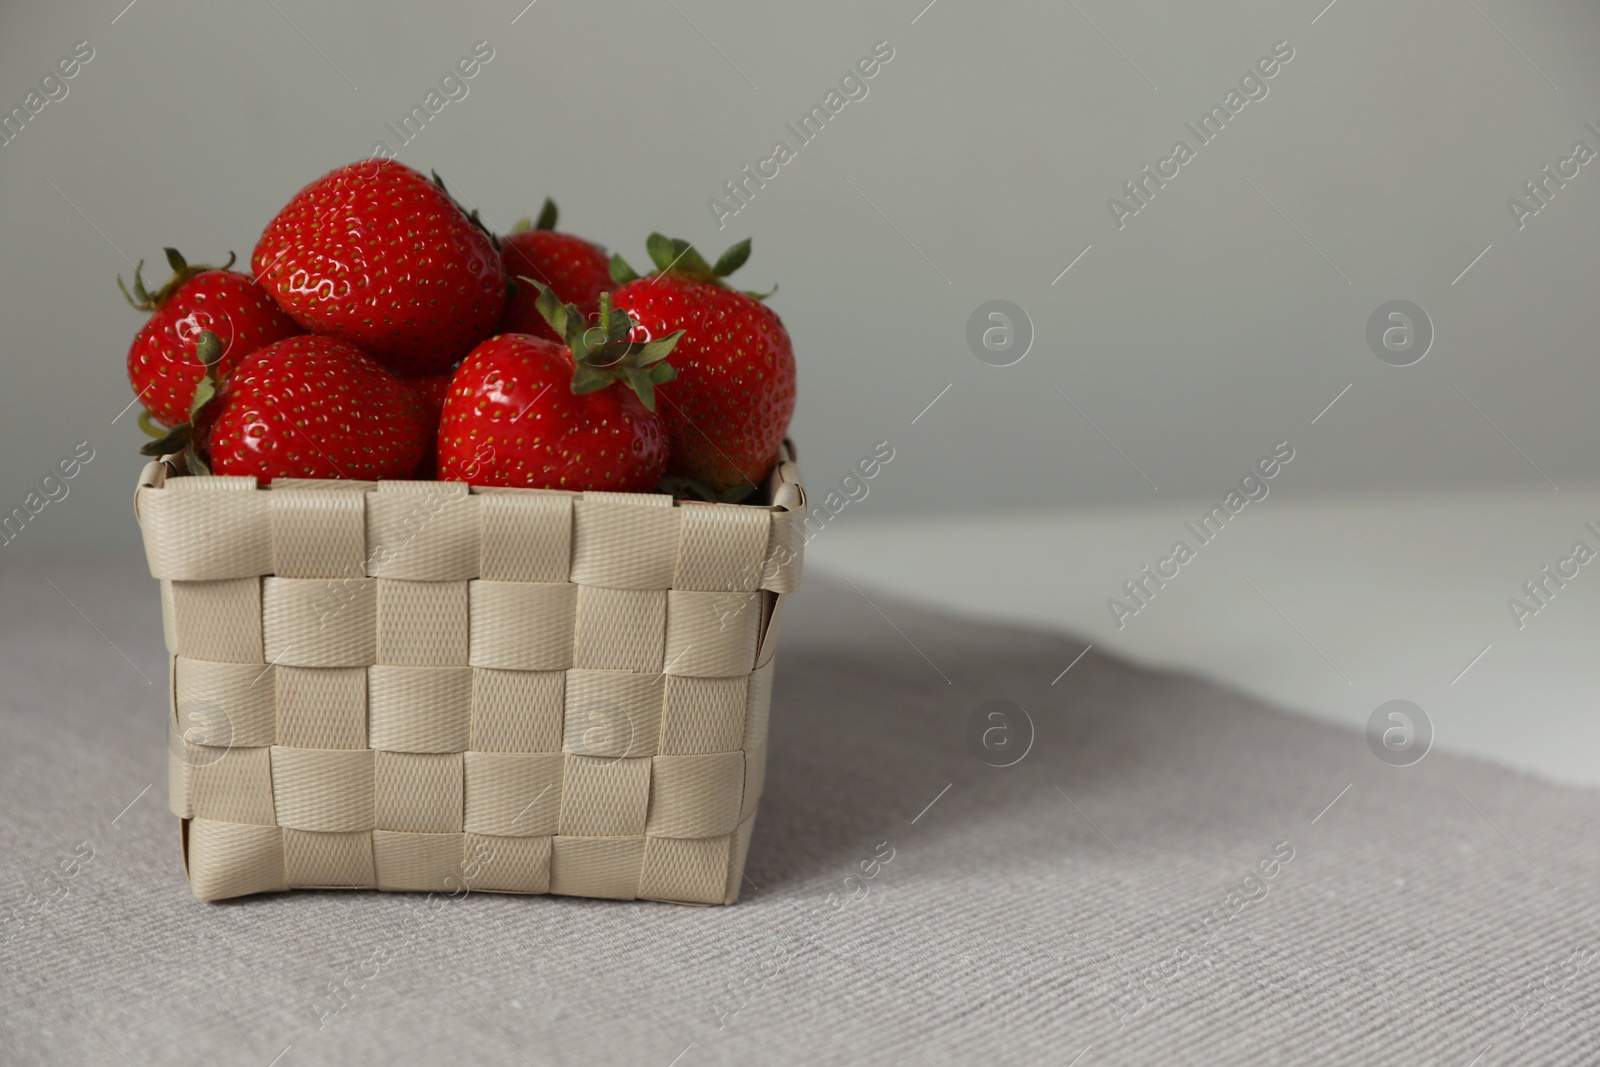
(136, 439, 805, 524)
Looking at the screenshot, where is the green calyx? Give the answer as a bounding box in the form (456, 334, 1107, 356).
(659, 475, 756, 504)
(138, 329, 226, 474)
(511, 198, 560, 234)
(609, 234, 775, 301)
(118, 247, 237, 312)
(526, 280, 682, 412)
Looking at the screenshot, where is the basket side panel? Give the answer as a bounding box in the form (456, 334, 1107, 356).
(673, 504, 770, 593)
(550, 836, 645, 900)
(640, 835, 731, 905)
(187, 820, 287, 901)
(464, 832, 551, 894)
(140, 443, 807, 905)
(139, 478, 271, 580)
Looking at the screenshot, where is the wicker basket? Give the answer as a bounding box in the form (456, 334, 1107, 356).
(134, 443, 804, 904)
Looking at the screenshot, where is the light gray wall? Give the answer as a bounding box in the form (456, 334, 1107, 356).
(3, 0, 1598, 550)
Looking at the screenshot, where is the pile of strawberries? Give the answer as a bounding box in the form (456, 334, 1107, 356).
(125, 159, 796, 499)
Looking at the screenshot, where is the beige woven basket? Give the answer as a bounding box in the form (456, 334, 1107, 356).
(134, 443, 804, 904)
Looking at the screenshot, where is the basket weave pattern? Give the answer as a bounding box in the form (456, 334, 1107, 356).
(135, 447, 804, 904)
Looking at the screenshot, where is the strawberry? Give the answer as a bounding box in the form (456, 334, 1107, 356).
(403, 368, 455, 478)
(497, 198, 612, 343)
(121, 248, 302, 428)
(610, 235, 795, 499)
(141, 332, 424, 481)
(251, 159, 505, 376)
(437, 287, 682, 492)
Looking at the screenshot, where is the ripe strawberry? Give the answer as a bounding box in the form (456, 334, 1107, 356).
(252, 159, 505, 376)
(403, 368, 455, 478)
(121, 248, 302, 428)
(610, 235, 795, 499)
(497, 199, 612, 343)
(142, 333, 424, 481)
(437, 288, 681, 492)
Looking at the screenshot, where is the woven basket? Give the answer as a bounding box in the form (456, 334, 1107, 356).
(134, 443, 804, 904)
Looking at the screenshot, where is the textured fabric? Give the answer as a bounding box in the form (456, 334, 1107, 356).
(3, 558, 1598, 1065)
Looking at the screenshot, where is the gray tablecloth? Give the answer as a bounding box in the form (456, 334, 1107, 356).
(2, 551, 1595, 1065)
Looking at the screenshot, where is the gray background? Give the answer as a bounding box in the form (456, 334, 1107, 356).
(3, 0, 1599, 548)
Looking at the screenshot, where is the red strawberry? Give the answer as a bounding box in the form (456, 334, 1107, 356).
(403, 368, 455, 478)
(497, 199, 612, 344)
(610, 235, 794, 499)
(142, 333, 424, 481)
(251, 159, 506, 376)
(437, 288, 681, 492)
(121, 248, 302, 428)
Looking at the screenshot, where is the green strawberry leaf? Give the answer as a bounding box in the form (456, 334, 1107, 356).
(658, 475, 712, 500)
(183, 438, 212, 476)
(570, 317, 600, 359)
(197, 333, 224, 365)
(625, 366, 656, 411)
(138, 329, 229, 467)
(646, 233, 714, 278)
(534, 197, 558, 231)
(610, 254, 640, 286)
(658, 475, 756, 503)
(140, 422, 191, 457)
(539, 285, 679, 409)
(592, 343, 630, 370)
(186, 331, 227, 419)
(117, 262, 151, 310)
(189, 378, 217, 419)
(676, 245, 715, 277)
(136, 410, 166, 439)
(635, 331, 684, 367)
(627, 233, 773, 295)
(510, 216, 533, 234)
(712, 238, 751, 277)
(120, 248, 235, 311)
(645, 233, 678, 273)
(569, 365, 611, 395)
(528, 279, 572, 341)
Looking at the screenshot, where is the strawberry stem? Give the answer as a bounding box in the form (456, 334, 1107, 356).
(525, 280, 682, 412)
(617, 233, 775, 301)
(509, 198, 560, 235)
(117, 248, 237, 312)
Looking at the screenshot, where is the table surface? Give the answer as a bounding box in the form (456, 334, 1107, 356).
(810, 484, 1600, 787)
(2, 548, 1596, 1065)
